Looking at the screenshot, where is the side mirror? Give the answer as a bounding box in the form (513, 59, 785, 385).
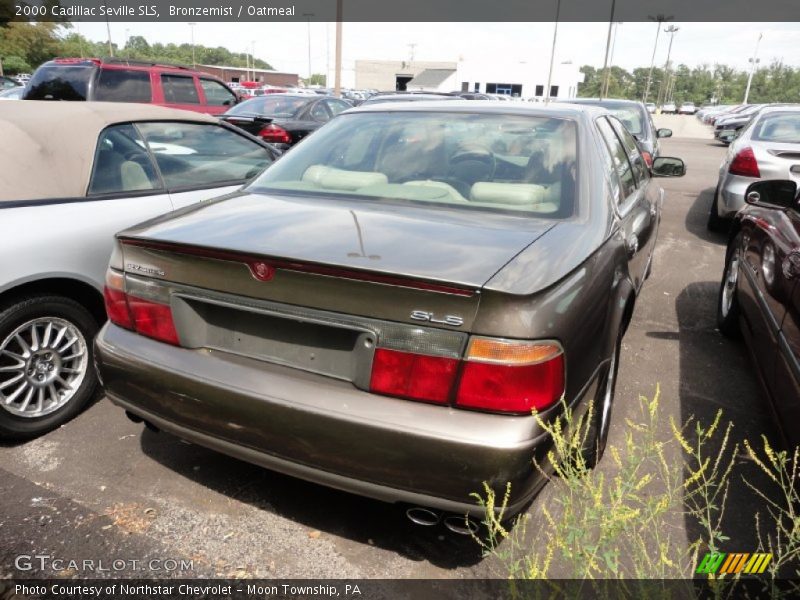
(651, 156, 685, 177)
(657, 128, 672, 138)
(745, 180, 798, 210)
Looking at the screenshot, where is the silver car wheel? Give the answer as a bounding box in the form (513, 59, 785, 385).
(721, 249, 740, 318)
(0, 317, 88, 418)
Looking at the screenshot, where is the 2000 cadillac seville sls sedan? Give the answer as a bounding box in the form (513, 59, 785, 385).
(95, 102, 685, 517)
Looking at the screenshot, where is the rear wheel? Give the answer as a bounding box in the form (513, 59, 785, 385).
(717, 233, 743, 339)
(582, 331, 622, 469)
(0, 295, 99, 439)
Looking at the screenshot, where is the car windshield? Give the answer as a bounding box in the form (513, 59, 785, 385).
(226, 95, 311, 117)
(752, 112, 800, 143)
(249, 110, 577, 217)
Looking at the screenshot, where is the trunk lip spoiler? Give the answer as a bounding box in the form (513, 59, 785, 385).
(117, 237, 478, 298)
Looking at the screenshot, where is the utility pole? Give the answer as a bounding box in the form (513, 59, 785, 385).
(125, 28, 130, 60)
(188, 23, 196, 68)
(105, 9, 114, 56)
(743, 33, 763, 104)
(545, 0, 561, 103)
(600, 0, 616, 99)
(643, 14, 672, 103)
(303, 13, 314, 84)
(657, 25, 679, 106)
(334, 0, 342, 97)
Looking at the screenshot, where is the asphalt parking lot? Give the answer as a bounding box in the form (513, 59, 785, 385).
(0, 115, 784, 579)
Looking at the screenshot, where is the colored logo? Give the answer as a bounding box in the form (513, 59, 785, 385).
(696, 552, 772, 575)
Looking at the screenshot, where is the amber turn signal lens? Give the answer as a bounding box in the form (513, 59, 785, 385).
(466, 338, 562, 365)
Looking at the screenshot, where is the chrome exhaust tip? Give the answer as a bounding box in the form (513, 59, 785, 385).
(406, 507, 441, 527)
(125, 411, 143, 424)
(443, 515, 480, 536)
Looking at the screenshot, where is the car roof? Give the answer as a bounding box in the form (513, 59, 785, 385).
(350, 99, 606, 119)
(1, 101, 218, 202)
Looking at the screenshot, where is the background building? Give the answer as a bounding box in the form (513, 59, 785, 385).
(196, 65, 298, 86)
(332, 58, 583, 99)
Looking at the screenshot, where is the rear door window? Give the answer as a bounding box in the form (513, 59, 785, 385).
(200, 79, 238, 107)
(137, 122, 273, 189)
(309, 101, 332, 122)
(88, 124, 161, 195)
(325, 99, 351, 117)
(95, 69, 152, 103)
(161, 75, 200, 104)
(609, 117, 649, 184)
(596, 117, 636, 203)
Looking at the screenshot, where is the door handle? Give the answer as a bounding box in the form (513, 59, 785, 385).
(626, 234, 639, 258)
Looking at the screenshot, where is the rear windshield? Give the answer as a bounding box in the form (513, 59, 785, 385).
(752, 112, 800, 143)
(250, 111, 577, 217)
(226, 95, 311, 117)
(24, 64, 94, 101)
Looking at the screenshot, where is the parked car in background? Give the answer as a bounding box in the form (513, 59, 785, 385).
(679, 102, 697, 115)
(560, 98, 672, 165)
(661, 102, 677, 114)
(0, 102, 277, 439)
(23, 58, 240, 115)
(0, 87, 24, 100)
(646, 102, 656, 114)
(453, 91, 492, 100)
(1, 76, 21, 90)
(709, 106, 800, 231)
(714, 104, 767, 143)
(360, 93, 459, 106)
(94, 101, 684, 520)
(717, 178, 800, 447)
(220, 93, 353, 151)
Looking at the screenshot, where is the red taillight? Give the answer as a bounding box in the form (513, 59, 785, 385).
(103, 269, 133, 329)
(729, 147, 761, 178)
(258, 123, 291, 144)
(455, 355, 565, 413)
(127, 297, 180, 345)
(367, 338, 565, 414)
(642, 151, 653, 168)
(369, 348, 458, 404)
(102, 269, 179, 346)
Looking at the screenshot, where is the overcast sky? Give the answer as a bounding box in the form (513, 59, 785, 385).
(73, 21, 800, 77)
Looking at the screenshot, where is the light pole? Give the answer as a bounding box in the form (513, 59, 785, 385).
(303, 13, 314, 85)
(657, 25, 679, 106)
(104, 3, 114, 57)
(600, 0, 616, 99)
(251, 41, 256, 82)
(544, 0, 561, 104)
(743, 33, 763, 104)
(188, 23, 197, 68)
(643, 14, 672, 103)
(334, 0, 342, 97)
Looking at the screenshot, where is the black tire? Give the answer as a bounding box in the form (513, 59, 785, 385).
(582, 331, 622, 469)
(0, 295, 99, 440)
(707, 185, 724, 232)
(717, 233, 743, 339)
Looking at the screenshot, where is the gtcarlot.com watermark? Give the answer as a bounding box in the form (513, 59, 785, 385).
(14, 554, 194, 573)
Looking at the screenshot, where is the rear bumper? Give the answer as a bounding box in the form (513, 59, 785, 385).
(95, 323, 567, 516)
(716, 173, 751, 218)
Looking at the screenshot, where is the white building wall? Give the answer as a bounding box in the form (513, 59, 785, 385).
(455, 60, 583, 99)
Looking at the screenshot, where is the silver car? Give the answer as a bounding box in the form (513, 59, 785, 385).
(0, 102, 275, 439)
(708, 105, 800, 231)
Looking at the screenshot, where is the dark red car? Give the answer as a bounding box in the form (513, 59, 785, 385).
(718, 179, 800, 447)
(23, 58, 239, 115)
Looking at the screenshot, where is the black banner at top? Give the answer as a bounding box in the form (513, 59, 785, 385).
(3, 0, 800, 23)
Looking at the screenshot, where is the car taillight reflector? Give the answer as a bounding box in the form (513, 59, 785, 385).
(369, 348, 458, 404)
(455, 339, 565, 414)
(127, 297, 180, 345)
(729, 147, 761, 178)
(258, 123, 292, 144)
(102, 268, 179, 346)
(104, 269, 133, 329)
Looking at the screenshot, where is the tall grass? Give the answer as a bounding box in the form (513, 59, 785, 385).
(474, 385, 799, 585)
